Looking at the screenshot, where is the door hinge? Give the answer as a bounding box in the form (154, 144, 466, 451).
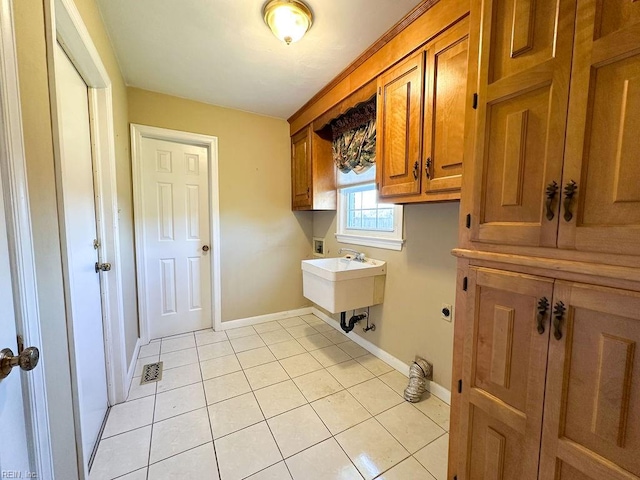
(378, 87, 382, 95)
(463, 276, 468, 291)
(458, 379, 463, 393)
(472, 93, 478, 109)
(465, 213, 471, 229)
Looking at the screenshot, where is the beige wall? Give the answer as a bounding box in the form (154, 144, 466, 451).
(314, 201, 459, 390)
(127, 88, 313, 321)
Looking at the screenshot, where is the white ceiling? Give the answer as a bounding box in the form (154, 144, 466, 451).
(95, 0, 423, 119)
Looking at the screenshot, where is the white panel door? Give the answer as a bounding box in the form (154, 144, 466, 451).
(54, 43, 108, 472)
(140, 137, 211, 339)
(0, 164, 31, 476)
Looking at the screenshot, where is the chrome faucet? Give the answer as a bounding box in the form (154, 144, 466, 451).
(339, 248, 366, 262)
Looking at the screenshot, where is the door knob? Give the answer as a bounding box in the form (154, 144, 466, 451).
(202, 245, 210, 252)
(0, 346, 40, 379)
(95, 262, 112, 273)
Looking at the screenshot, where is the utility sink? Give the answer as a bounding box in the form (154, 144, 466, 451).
(301, 257, 386, 314)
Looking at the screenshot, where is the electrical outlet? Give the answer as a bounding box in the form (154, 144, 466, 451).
(441, 303, 453, 322)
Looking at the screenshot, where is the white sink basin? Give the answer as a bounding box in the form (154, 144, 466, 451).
(301, 257, 386, 313)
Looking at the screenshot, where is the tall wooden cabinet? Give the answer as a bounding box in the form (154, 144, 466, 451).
(377, 17, 469, 204)
(460, 268, 553, 480)
(557, 0, 640, 256)
(459, 269, 640, 479)
(452, 1, 640, 479)
(540, 282, 640, 479)
(468, 0, 575, 248)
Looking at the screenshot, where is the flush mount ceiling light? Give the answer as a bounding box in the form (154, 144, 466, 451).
(263, 0, 313, 45)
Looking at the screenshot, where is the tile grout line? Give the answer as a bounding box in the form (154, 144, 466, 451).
(145, 371, 158, 480)
(287, 383, 364, 478)
(240, 344, 352, 476)
(238, 366, 288, 478)
(196, 334, 224, 480)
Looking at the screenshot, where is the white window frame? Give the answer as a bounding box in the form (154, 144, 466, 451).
(336, 183, 405, 251)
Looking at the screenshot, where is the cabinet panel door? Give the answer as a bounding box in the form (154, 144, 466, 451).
(424, 17, 469, 195)
(540, 282, 640, 480)
(291, 127, 312, 210)
(377, 51, 424, 198)
(469, 0, 575, 247)
(459, 267, 554, 480)
(558, 1, 640, 256)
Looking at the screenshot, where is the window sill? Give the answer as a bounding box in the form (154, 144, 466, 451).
(335, 233, 405, 251)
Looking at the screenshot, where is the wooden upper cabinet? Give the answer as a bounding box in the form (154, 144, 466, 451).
(377, 51, 425, 199)
(540, 282, 640, 479)
(469, 0, 576, 247)
(291, 128, 312, 210)
(557, 1, 640, 256)
(290, 126, 336, 211)
(423, 17, 469, 197)
(377, 17, 470, 204)
(459, 267, 554, 480)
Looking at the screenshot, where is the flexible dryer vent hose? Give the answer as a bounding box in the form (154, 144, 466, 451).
(404, 357, 433, 403)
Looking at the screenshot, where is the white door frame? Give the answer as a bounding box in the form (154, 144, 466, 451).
(0, 0, 54, 477)
(44, 0, 129, 413)
(131, 124, 222, 341)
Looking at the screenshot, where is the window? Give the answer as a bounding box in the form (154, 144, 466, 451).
(336, 183, 405, 251)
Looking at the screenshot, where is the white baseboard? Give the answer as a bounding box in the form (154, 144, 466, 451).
(123, 338, 141, 401)
(311, 307, 452, 404)
(218, 307, 314, 331)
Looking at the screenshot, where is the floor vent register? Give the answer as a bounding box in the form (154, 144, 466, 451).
(140, 361, 163, 385)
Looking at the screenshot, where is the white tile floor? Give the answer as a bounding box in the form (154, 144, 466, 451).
(90, 314, 450, 480)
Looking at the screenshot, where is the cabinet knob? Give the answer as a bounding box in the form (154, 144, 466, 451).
(425, 157, 431, 180)
(413, 161, 419, 180)
(562, 180, 578, 222)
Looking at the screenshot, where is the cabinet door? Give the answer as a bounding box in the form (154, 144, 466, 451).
(469, 0, 575, 247)
(459, 267, 554, 480)
(291, 127, 312, 210)
(423, 17, 469, 195)
(540, 282, 640, 479)
(377, 51, 424, 198)
(557, 1, 640, 256)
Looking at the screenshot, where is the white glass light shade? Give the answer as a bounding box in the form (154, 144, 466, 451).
(263, 0, 313, 45)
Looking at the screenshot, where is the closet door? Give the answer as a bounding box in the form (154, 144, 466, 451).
(459, 267, 553, 480)
(376, 51, 424, 198)
(557, 1, 640, 256)
(469, 0, 575, 247)
(540, 282, 640, 479)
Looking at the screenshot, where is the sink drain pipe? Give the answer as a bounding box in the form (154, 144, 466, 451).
(340, 311, 368, 333)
